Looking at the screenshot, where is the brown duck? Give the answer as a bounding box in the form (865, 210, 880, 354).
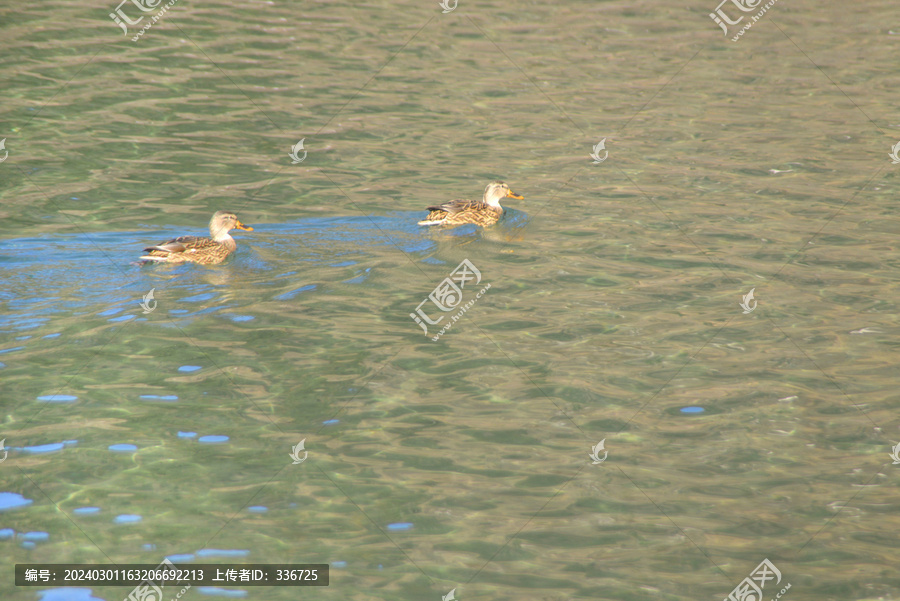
(140, 211, 253, 265)
(418, 181, 523, 228)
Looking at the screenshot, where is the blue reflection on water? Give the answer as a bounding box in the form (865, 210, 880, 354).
(0, 492, 33, 511)
(0, 213, 524, 341)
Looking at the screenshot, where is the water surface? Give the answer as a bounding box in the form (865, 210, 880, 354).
(2, 0, 899, 600)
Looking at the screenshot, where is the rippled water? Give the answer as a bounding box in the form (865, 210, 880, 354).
(3, 0, 900, 600)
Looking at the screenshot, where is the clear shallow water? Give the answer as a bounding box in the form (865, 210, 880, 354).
(2, 0, 900, 600)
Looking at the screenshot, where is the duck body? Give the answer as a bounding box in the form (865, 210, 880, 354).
(418, 181, 523, 228)
(420, 199, 503, 227)
(140, 211, 253, 265)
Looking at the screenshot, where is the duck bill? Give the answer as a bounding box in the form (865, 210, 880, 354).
(506, 190, 524, 200)
(235, 221, 254, 232)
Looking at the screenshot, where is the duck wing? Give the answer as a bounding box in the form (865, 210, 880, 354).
(143, 235, 212, 254)
(425, 199, 479, 215)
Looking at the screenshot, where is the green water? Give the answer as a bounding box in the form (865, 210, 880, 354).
(2, 0, 900, 599)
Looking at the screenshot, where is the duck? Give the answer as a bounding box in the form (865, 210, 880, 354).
(418, 181, 523, 228)
(140, 211, 253, 265)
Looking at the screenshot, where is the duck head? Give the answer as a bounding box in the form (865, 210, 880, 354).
(209, 211, 253, 241)
(483, 181, 524, 208)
